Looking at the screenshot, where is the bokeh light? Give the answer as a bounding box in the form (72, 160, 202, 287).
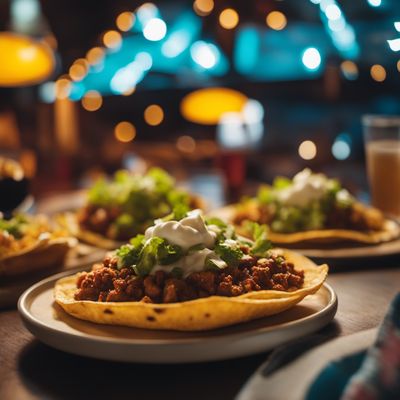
(122, 86, 136, 96)
(397, 60, 400, 72)
(219, 8, 239, 30)
(368, 0, 381, 6)
(177, 136, 196, 153)
(302, 48, 321, 70)
(103, 30, 122, 49)
(340, 60, 358, 80)
(370, 64, 386, 82)
(116, 11, 135, 31)
(55, 78, 71, 100)
(193, 0, 214, 16)
(114, 121, 136, 142)
(325, 4, 341, 20)
(298, 140, 317, 160)
(86, 47, 105, 65)
(144, 104, 164, 126)
(39, 81, 55, 103)
(81, 90, 102, 111)
(190, 41, 219, 69)
(332, 134, 351, 160)
(143, 18, 167, 41)
(69, 63, 86, 81)
(266, 11, 287, 31)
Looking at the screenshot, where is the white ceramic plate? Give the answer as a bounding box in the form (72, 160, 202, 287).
(0, 245, 106, 309)
(18, 269, 337, 364)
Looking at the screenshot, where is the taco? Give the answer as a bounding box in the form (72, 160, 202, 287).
(59, 168, 202, 249)
(0, 214, 75, 278)
(225, 169, 399, 245)
(55, 210, 328, 331)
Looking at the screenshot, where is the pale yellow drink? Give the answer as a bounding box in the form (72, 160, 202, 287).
(366, 139, 400, 217)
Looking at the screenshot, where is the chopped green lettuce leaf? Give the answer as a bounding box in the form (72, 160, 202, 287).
(273, 176, 292, 189)
(116, 234, 145, 268)
(214, 241, 244, 267)
(156, 240, 183, 265)
(257, 185, 274, 204)
(134, 237, 163, 276)
(244, 221, 272, 256)
(0, 215, 28, 239)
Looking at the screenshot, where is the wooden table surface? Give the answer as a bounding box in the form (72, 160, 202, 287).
(0, 264, 399, 400)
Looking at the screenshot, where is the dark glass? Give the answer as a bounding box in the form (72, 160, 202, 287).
(0, 158, 29, 216)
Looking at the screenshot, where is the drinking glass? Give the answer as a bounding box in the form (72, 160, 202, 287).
(363, 115, 400, 217)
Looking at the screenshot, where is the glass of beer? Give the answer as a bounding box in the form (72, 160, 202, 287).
(363, 115, 400, 218)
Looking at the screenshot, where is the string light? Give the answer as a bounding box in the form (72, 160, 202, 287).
(219, 8, 239, 30)
(116, 11, 135, 31)
(86, 47, 105, 65)
(81, 90, 102, 111)
(69, 63, 86, 81)
(103, 30, 122, 49)
(193, 0, 214, 16)
(298, 140, 317, 160)
(266, 11, 287, 31)
(55, 78, 71, 100)
(144, 104, 164, 126)
(177, 136, 196, 153)
(370, 64, 386, 82)
(114, 121, 136, 142)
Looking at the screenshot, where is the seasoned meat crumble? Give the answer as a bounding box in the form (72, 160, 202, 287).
(74, 253, 304, 304)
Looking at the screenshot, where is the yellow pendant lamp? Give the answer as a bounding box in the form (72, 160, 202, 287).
(0, 32, 55, 87)
(180, 87, 248, 125)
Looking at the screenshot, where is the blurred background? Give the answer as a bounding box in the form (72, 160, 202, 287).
(0, 0, 399, 204)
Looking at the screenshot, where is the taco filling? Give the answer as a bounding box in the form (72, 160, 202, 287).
(0, 214, 68, 258)
(234, 168, 386, 234)
(74, 211, 304, 304)
(77, 168, 199, 241)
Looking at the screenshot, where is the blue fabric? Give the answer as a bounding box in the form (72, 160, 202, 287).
(306, 292, 400, 400)
(305, 352, 366, 400)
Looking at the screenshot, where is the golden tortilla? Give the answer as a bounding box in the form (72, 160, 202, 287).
(212, 205, 400, 245)
(0, 237, 74, 278)
(54, 250, 328, 331)
(56, 213, 122, 250)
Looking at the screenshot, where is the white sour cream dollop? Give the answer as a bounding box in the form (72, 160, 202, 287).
(145, 210, 224, 276)
(277, 169, 331, 207)
(145, 209, 216, 250)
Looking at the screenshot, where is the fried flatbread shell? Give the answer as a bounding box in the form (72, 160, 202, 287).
(54, 250, 328, 331)
(56, 213, 122, 250)
(0, 237, 75, 278)
(212, 205, 400, 245)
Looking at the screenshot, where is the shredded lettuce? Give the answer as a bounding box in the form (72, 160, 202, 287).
(0, 215, 28, 239)
(156, 240, 183, 265)
(273, 176, 292, 189)
(255, 171, 354, 232)
(118, 235, 184, 276)
(214, 241, 244, 267)
(244, 221, 272, 256)
(85, 168, 192, 238)
(116, 234, 145, 268)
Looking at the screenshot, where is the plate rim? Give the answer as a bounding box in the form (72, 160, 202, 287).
(18, 268, 337, 346)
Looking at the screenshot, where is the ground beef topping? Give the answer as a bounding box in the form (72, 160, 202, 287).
(74, 254, 304, 304)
